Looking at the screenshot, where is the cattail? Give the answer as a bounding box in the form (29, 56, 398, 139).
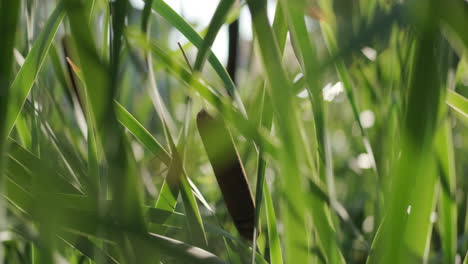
(197, 110, 255, 241)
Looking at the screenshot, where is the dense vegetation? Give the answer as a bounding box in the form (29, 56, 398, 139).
(0, 0, 467, 263)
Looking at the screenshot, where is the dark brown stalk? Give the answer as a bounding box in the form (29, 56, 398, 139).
(227, 19, 239, 87)
(196, 110, 255, 241)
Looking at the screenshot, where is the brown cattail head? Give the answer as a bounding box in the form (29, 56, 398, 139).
(197, 110, 255, 241)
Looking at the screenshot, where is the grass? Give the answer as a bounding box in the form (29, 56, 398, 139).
(0, 0, 468, 263)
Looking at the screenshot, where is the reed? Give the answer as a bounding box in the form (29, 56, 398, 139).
(0, 0, 467, 263)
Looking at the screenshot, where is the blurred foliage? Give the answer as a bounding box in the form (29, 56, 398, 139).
(0, 0, 467, 263)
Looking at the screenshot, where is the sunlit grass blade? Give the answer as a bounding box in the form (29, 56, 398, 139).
(115, 101, 171, 164)
(14, 114, 31, 149)
(446, 90, 468, 120)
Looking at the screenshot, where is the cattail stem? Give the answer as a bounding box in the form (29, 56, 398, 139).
(197, 110, 255, 240)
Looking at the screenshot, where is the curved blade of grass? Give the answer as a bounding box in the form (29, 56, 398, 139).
(446, 89, 468, 120)
(193, 0, 234, 72)
(6, 4, 65, 135)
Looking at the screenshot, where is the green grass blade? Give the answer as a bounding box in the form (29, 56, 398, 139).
(0, 0, 20, 140)
(263, 183, 283, 264)
(251, 4, 288, 260)
(179, 170, 208, 247)
(193, 0, 234, 72)
(446, 90, 468, 120)
(0, 2, 21, 250)
(141, 0, 154, 33)
(272, 3, 288, 53)
(435, 118, 457, 264)
(6, 5, 64, 135)
(167, 133, 208, 247)
(14, 114, 31, 149)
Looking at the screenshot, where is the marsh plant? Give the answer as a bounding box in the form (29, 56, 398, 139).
(0, 0, 467, 263)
